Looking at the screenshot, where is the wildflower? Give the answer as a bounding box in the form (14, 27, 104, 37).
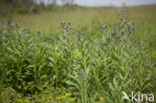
(37, 31, 41, 35)
(16, 99, 22, 103)
(24, 99, 30, 103)
(153, 55, 156, 58)
(79, 70, 82, 75)
(129, 69, 132, 73)
(60, 96, 66, 99)
(129, 69, 135, 75)
(100, 42, 106, 47)
(68, 22, 71, 25)
(65, 93, 72, 97)
(56, 51, 60, 57)
(77, 32, 82, 39)
(15, 23, 19, 28)
(48, 96, 52, 99)
(61, 21, 66, 25)
(127, 23, 131, 31)
(7, 18, 12, 25)
(111, 31, 116, 36)
(106, 37, 111, 41)
(56, 96, 66, 100)
(56, 96, 62, 100)
(74, 51, 81, 57)
(69, 97, 75, 102)
(16, 99, 30, 103)
(50, 40, 54, 44)
(9, 87, 16, 92)
(102, 25, 108, 32)
(132, 22, 135, 32)
(81, 74, 87, 81)
(123, 37, 126, 41)
(138, 40, 141, 47)
(25, 34, 30, 39)
(129, 44, 133, 49)
(116, 36, 120, 40)
(99, 97, 104, 101)
(61, 21, 66, 29)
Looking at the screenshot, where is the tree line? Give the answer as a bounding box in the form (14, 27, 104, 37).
(0, 0, 75, 15)
(0, 0, 75, 5)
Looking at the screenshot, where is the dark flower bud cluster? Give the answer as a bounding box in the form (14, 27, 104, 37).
(106, 37, 111, 41)
(129, 68, 135, 76)
(100, 42, 106, 48)
(37, 31, 41, 35)
(102, 25, 108, 32)
(61, 21, 72, 33)
(7, 18, 12, 25)
(132, 22, 135, 32)
(76, 32, 82, 39)
(50, 40, 54, 44)
(119, 11, 127, 22)
(115, 36, 120, 40)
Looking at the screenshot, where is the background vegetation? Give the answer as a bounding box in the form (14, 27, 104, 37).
(0, 1, 156, 103)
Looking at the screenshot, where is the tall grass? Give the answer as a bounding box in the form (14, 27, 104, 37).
(0, 11, 155, 103)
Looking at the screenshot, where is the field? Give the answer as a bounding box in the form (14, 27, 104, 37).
(0, 4, 156, 103)
(1, 5, 156, 54)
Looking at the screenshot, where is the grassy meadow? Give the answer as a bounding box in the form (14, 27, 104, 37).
(0, 4, 156, 103)
(1, 5, 156, 54)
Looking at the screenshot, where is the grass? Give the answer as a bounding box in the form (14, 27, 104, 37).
(0, 5, 156, 103)
(0, 5, 156, 55)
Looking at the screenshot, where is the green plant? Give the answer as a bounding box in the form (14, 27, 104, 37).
(0, 11, 154, 103)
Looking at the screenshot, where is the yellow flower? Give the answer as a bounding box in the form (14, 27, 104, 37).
(24, 99, 30, 103)
(69, 97, 75, 102)
(48, 96, 52, 99)
(56, 96, 66, 100)
(16, 99, 30, 103)
(153, 55, 156, 58)
(65, 93, 72, 97)
(9, 87, 16, 92)
(99, 97, 104, 101)
(74, 51, 81, 57)
(16, 99, 23, 103)
(56, 96, 62, 100)
(55, 51, 60, 57)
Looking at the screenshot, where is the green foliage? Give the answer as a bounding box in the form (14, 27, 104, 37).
(0, 12, 154, 103)
(15, 8, 28, 14)
(0, 20, 53, 94)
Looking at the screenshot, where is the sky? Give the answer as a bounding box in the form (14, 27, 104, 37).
(38, 0, 156, 7)
(73, 0, 156, 7)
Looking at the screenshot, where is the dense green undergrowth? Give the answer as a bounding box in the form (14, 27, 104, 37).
(0, 12, 155, 103)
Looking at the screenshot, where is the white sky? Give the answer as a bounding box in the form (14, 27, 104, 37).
(38, 0, 156, 7)
(74, 0, 156, 7)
